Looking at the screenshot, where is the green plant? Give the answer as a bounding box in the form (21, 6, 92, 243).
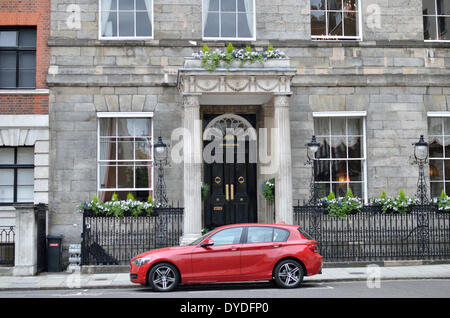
(79, 194, 155, 217)
(373, 189, 419, 214)
(435, 189, 450, 212)
(321, 190, 363, 219)
(262, 178, 275, 202)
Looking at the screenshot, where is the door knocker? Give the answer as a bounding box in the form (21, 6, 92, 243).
(214, 176, 221, 184)
(238, 176, 245, 184)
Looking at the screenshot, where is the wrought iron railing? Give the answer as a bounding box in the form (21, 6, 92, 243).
(81, 208, 184, 266)
(0, 226, 15, 266)
(294, 204, 450, 262)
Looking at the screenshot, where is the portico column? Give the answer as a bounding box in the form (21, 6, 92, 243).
(273, 94, 293, 224)
(180, 94, 203, 245)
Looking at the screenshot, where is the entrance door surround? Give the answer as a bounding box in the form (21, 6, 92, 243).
(177, 58, 297, 245)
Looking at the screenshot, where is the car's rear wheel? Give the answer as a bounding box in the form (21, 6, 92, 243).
(148, 262, 179, 292)
(273, 259, 304, 288)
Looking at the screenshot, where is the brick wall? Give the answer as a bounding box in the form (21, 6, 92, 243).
(0, 0, 50, 114)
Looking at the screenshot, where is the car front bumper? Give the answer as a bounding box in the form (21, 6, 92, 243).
(129, 263, 149, 285)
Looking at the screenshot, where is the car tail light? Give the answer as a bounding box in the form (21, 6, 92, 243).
(309, 244, 319, 253)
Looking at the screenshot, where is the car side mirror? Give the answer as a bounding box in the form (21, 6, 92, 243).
(201, 239, 214, 248)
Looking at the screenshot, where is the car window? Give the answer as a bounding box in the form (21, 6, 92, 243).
(247, 227, 273, 243)
(298, 228, 314, 240)
(210, 227, 243, 245)
(273, 228, 290, 242)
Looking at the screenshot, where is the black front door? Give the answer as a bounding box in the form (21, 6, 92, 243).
(203, 114, 257, 228)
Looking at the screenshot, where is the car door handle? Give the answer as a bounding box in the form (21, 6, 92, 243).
(230, 246, 239, 251)
(272, 244, 282, 248)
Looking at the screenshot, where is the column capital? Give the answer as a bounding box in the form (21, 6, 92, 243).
(273, 93, 292, 108)
(182, 94, 201, 108)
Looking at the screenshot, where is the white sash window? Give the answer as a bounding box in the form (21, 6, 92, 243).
(423, 0, 450, 42)
(99, 0, 153, 39)
(203, 0, 255, 40)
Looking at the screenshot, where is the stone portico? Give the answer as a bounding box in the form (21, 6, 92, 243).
(177, 58, 297, 244)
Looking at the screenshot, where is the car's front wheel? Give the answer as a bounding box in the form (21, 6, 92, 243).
(273, 259, 304, 288)
(148, 262, 180, 292)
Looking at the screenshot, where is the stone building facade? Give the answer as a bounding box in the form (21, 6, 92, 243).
(45, 0, 450, 257)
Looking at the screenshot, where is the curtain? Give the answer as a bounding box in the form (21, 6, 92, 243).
(202, 0, 210, 35)
(100, 118, 115, 201)
(243, 0, 254, 38)
(315, 118, 361, 148)
(101, 0, 113, 36)
(144, 0, 153, 30)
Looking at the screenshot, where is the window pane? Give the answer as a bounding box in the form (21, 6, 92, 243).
(344, 11, 357, 37)
(17, 169, 34, 186)
(100, 138, 116, 160)
(327, 0, 342, 10)
(100, 118, 116, 137)
(0, 31, 17, 47)
(117, 139, 134, 160)
(19, 29, 36, 48)
(102, 0, 117, 10)
(237, 0, 247, 12)
(247, 227, 273, 243)
(0, 186, 14, 203)
(0, 51, 16, 69)
(430, 159, 444, 181)
(19, 51, 36, 69)
(135, 138, 152, 160)
(437, 0, 450, 15)
(221, 0, 236, 12)
(315, 160, 330, 182)
(135, 165, 151, 188)
(348, 137, 362, 158)
(134, 119, 151, 136)
(331, 139, 346, 158)
(238, 13, 252, 38)
(431, 181, 444, 198)
(331, 117, 346, 135)
(0, 148, 14, 164)
(119, 11, 134, 36)
(314, 117, 329, 136)
(208, 0, 219, 11)
(117, 163, 134, 188)
(424, 15, 437, 40)
(117, 119, 134, 136)
(17, 148, 34, 164)
(311, 0, 326, 10)
(136, 0, 151, 11)
(438, 17, 450, 41)
(328, 12, 343, 36)
(221, 12, 236, 37)
(119, 0, 134, 10)
(102, 11, 118, 37)
(99, 165, 116, 188)
(315, 183, 330, 199)
(211, 227, 243, 245)
(332, 183, 348, 197)
(0, 170, 14, 186)
(348, 182, 362, 198)
(311, 11, 326, 36)
(348, 160, 362, 181)
(273, 228, 290, 242)
(445, 160, 450, 181)
(18, 69, 35, 88)
(331, 160, 347, 182)
(204, 12, 220, 37)
(17, 186, 34, 202)
(429, 139, 443, 158)
(136, 12, 152, 37)
(317, 138, 331, 158)
(443, 118, 450, 135)
(428, 117, 442, 135)
(423, 0, 436, 15)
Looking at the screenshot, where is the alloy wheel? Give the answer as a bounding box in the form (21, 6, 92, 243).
(150, 264, 178, 291)
(274, 260, 303, 288)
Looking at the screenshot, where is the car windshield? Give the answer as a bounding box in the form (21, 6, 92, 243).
(188, 230, 214, 246)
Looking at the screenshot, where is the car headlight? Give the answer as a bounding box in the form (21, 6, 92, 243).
(132, 257, 152, 266)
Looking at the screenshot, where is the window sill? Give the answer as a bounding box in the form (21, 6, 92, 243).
(0, 89, 49, 95)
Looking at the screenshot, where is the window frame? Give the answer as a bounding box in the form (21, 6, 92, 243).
(209, 226, 245, 245)
(310, 0, 362, 41)
(96, 112, 154, 200)
(244, 226, 290, 244)
(0, 146, 35, 206)
(423, 0, 450, 42)
(98, 0, 154, 40)
(202, 0, 256, 41)
(0, 27, 37, 89)
(427, 112, 450, 196)
(312, 111, 368, 203)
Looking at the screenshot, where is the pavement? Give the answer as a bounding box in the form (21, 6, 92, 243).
(0, 263, 449, 291)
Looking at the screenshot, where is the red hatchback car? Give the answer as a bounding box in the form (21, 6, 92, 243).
(130, 223, 322, 292)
